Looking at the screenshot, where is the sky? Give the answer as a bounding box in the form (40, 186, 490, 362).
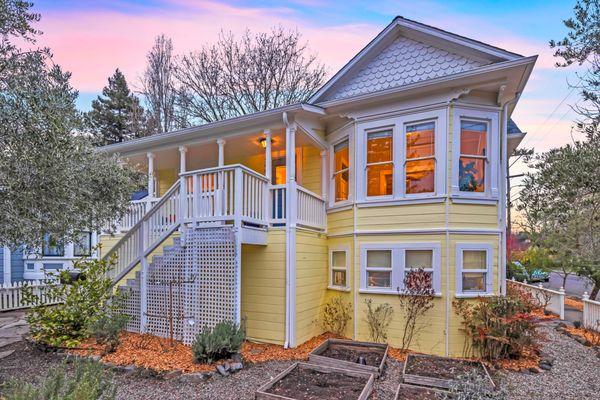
(33, 0, 587, 172)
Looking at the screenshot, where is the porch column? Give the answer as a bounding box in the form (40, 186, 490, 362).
(179, 146, 187, 173)
(320, 150, 327, 202)
(284, 122, 297, 348)
(264, 129, 272, 182)
(217, 139, 226, 167)
(147, 152, 155, 198)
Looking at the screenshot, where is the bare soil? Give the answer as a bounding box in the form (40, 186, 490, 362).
(320, 343, 385, 367)
(395, 384, 445, 400)
(405, 354, 485, 380)
(266, 367, 368, 400)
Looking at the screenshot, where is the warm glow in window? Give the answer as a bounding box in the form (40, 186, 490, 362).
(459, 121, 487, 193)
(333, 140, 349, 202)
(274, 165, 286, 185)
(366, 131, 393, 197)
(405, 122, 435, 194)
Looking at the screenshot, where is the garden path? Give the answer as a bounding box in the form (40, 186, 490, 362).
(0, 311, 28, 360)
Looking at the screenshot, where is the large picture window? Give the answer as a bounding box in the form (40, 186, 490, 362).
(456, 244, 493, 295)
(366, 130, 393, 197)
(405, 122, 435, 194)
(459, 120, 487, 193)
(333, 140, 350, 202)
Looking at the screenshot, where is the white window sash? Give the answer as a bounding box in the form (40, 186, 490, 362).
(455, 243, 494, 295)
(329, 246, 350, 290)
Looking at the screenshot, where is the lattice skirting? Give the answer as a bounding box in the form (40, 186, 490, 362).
(118, 226, 238, 344)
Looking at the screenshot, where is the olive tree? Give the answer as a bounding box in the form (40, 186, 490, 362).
(0, 1, 143, 251)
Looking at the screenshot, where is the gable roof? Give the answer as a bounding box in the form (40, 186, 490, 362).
(310, 16, 525, 104)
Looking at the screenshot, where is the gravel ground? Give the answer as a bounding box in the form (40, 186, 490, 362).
(0, 340, 403, 400)
(504, 323, 600, 400)
(2, 322, 596, 399)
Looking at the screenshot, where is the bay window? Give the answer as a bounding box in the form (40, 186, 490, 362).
(366, 130, 393, 197)
(333, 140, 350, 202)
(459, 120, 487, 193)
(456, 243, 493, 295)
(405, 122, 435, 194)
(404, 249, 434, 285)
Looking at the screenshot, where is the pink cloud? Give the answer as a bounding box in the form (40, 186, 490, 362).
(36, 3, 377, 92)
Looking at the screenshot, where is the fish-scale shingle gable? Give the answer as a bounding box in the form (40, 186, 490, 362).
(321, 35, 489, 102)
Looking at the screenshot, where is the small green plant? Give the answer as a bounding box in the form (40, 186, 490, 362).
(22, 255, 121, 347)
(192, 320, 245, 363)
(321, 296, 352, 336)
(4, 359, 116, 400)
(87, 310, 130, 353)
(443, 371, 507, 400)
(364, 298, 393, 343)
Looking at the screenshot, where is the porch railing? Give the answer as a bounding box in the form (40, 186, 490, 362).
(583, 293, 600, 332)
(268, 184, 326, 231)
(119, 198, 158, 231)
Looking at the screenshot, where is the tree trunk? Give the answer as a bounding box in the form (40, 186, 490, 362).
(590, 283, 599, 301)
(561, 272, 568, 290)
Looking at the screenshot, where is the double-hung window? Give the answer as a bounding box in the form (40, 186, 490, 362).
(361, 244, 441, 294)
(42, 234, 64, 257)
(333, 140, 350, 202)
(366, 130, 393, 197)
(405, 122, 435, 194)
(458, 120, 488, 193)
(329, 247, 349, 290)
(456, 244, 493, 296)
(73, 231, 92, 257)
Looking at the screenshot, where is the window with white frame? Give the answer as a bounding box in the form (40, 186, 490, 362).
(73, 231, 92, 257)
(458, 120, 488, 193)
(361, 244, 441, 293)
(456, 244, 493, 295)
(333, 140, 350, 202)
(405, 122, 435, 194)
(366, 130, 393, 197)
(329, 248, 349, 289)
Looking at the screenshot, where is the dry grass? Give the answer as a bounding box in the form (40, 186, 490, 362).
(565, 326, 600, 346)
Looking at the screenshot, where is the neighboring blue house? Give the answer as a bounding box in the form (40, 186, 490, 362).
(0, 247, 25, 284)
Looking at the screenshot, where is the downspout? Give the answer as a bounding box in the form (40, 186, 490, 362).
(499, 93, 519, 296)
(283, 111, 296, 348)
(444, 104, 451, 357)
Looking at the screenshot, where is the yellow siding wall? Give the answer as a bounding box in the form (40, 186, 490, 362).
(327, 209, 354, 236)
(323, 237, 355, 339)
(300, 146, 322, 196)
(356, 203, 446, 231)
(241, 230, 286, 344)
(295, 230, 328, 345)
(98, 233, 125, 258)
(449, 203, 498, 228)
(156, 168, 177, 196)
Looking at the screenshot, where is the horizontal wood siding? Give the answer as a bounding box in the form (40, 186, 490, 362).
(356, 204, 446, 231)
(301, 146, 322, 196)
(327, 209, 354, 236)
(241, 230, 286, 344)
(295, 230, 328, 345)
(449, 203, 498, 228)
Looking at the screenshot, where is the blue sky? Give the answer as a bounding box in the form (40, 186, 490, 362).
(33, 0, 585, 157)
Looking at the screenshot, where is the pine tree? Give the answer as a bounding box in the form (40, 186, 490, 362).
(85, 69, 150, 145)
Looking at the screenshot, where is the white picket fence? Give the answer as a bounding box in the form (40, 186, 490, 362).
(582, 292, 600, 332)
(508, 278, 565, 320)
(0, 281, 61, 312)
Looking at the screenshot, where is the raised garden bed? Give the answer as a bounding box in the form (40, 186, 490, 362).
(255, 362, 374, 400)
(308, 338, 388, 377)
(394, 383, 448, 400)
(403, 354, 494, 390)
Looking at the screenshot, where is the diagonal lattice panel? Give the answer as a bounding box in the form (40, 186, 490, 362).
(118, 226, 238, 345)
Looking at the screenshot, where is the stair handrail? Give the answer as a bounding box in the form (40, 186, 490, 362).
(104, 180, 181, 282)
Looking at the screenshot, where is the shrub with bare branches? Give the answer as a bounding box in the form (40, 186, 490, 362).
(364, 299, 394, 343)
(397, 269, 435, 351)
(321, 296, 352, 336)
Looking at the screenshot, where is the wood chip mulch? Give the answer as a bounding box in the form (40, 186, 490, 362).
(69, 332, 342, 373)
(493, 346, 541, 372)
(387, 347, 410, 361)
(529, 308, 559, 321)
(564, 326, 600, 346)
(565, 297, 584, 311)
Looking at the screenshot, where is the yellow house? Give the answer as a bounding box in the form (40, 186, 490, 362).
(99, 16, 535, 356)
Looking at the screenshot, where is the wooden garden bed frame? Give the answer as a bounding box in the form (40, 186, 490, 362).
(308, 338, 388, 377)
(394, 383, 449, 400)
(255, 362, 375, 400)
(402, 354, 494, 390)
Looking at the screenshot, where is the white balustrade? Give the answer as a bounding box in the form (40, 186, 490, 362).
(583, 292, 600, 332)
(508, 279, 565, 320)
(270, 185, 287, 224)
(296, 186, 327, 230)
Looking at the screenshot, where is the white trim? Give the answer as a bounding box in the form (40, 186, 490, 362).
(450, 197, 498, 205)
(356, 196, 446, 208)
(455, 243, 494, 295)
(3, 246, 11, 283)
(360, 242, 442, 293)
(356, 109, 447, 203)
(451, 108, 499, 199)
(327, 228, 502, 238)
(329, 245, 350, 290)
